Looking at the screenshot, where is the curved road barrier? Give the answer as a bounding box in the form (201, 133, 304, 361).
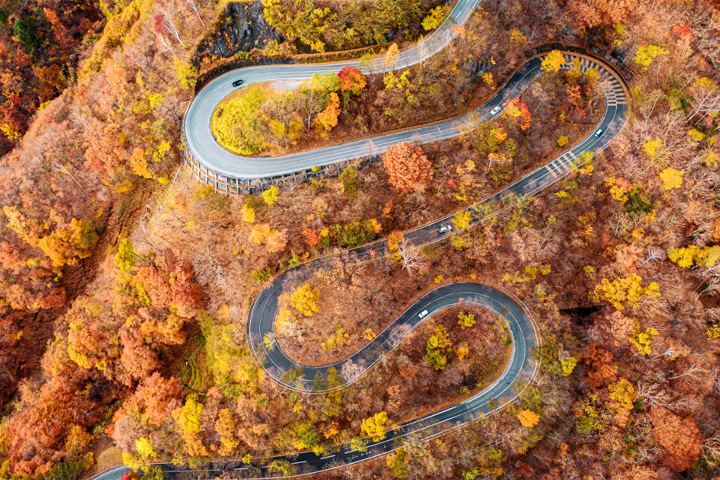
(92, 0, 633, 477)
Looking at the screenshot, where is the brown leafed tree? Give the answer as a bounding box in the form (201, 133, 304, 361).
(382, 142, 433, 192)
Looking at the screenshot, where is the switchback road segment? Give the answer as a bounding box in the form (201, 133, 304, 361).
(91, 0, 631, 476)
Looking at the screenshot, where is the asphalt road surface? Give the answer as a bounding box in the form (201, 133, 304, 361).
(184, 42, 627, 181)
(183, 0, 480, 179)
(91, 2, 631, 479)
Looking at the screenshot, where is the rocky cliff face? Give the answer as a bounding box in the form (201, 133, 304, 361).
(192, 1, 283, 66)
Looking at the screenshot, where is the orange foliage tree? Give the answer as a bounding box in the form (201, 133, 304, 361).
(648, 407, 703, 472)
(382, 142, 433, 192)
(317, 92, 341, 132)
(503, 97, 532, 131)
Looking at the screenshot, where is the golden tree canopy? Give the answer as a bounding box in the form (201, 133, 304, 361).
(517, 409, 541, 428)
(361, 411, 389, 442)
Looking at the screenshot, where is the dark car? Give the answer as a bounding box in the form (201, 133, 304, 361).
(232, 79, 244, 87)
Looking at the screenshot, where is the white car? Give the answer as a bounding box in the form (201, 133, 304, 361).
(490, 105, 502, 115)
(438, 224, 452, 234)
(418, 310, 429, 319)
(594, 128, 604, 137)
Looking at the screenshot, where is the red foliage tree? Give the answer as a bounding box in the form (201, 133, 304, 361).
(338, 66, 367, 98)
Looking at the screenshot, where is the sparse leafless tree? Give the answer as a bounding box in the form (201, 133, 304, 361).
(637, 380, 675, 409)
(160, 7, 188, 48)
(157, 33, 177, 55)
(397, 239, 428, 275)
(702, 429, 720, 465)
(642, 246, 665, 265)
(666, 361, 709, 386)
(185, 0, 205, 28)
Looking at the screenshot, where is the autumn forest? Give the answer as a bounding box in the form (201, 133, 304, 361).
(1, 0, 720, 479)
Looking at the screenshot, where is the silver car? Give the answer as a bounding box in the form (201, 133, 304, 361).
(438, 224, 452, 233)
(490, 105, 502, 115)
(594, 128, 604, 137)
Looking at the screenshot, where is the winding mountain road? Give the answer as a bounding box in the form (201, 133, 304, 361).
(91, 0, 633, 478)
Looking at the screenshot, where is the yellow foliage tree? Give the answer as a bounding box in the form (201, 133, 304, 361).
(630, 326, 659, 355)
(706, 324, 720, 339)
(175, 59, 198, 90)
(510, 27, 527, 44)
(541, 50, 565, 72)
(457, 311, 476, 329)
(453, 211, 472, 230)
(585, 68, 600, 83)
(114, 238, 137, 272)
(608, 378, 636, 409)
(135, 437, 156, 459)
(0, 122, 21, 142)
(241, 203, 255, 223)
(659, 167, 683, 191)
(688, 128, 705, 143)
(262, 186, 279, 206)
(290, 283, 320, 316)
(593, 274, 660, 311)
(635, 44, 669, 70)
(642, 138, 662, 160)
(422, 5, 449, 30)
(517, 409, 540, 427)
(669, 245, 720, 268)
(215, 409, 240, 456)
(361, 411, 389, 442)
(175, 394, 208, 457)
(560, 357, 577, 376)
(177, 395, 203, 434)
(38, 218, 99, 267)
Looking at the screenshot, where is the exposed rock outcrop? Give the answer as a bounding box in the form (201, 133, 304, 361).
(192, 1, 283, 67)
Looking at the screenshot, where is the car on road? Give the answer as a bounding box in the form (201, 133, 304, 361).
(438, 224, 452, 234)
(232, 79, 244, 87)
(418, 310, 429, 319)
(594, 128, 604, 137)
(490, 105, 502, 115)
